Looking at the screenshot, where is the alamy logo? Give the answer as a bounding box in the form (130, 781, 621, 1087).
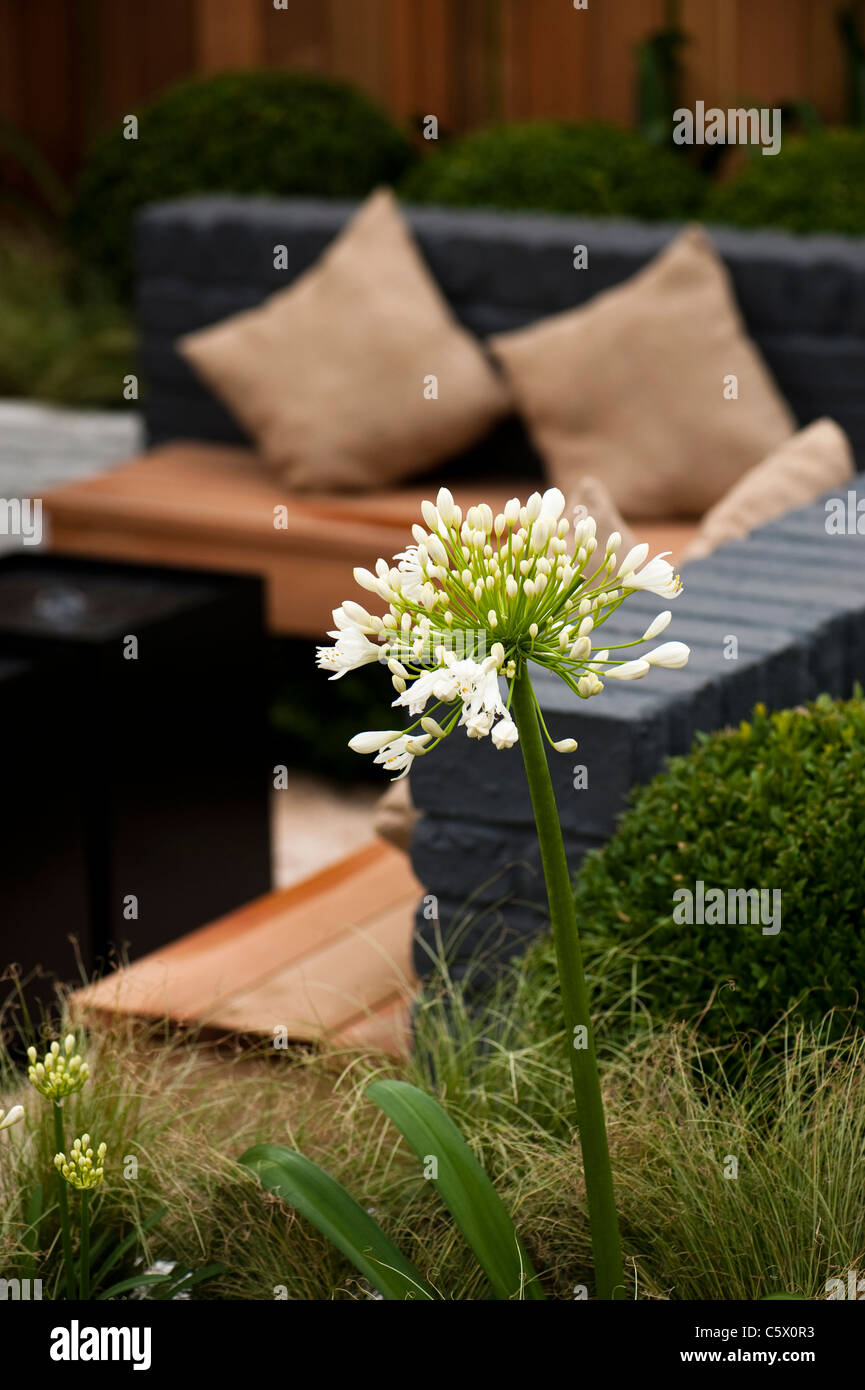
(50, 1321, 152, 1371)
(0, 497, 42, 545)
(0, 1277, 42, 1299)
(825, 491, 865, 535)
(826, 1270, 865, 1299)
(673, 102, 781, 156)
(672, 881, 781, 935)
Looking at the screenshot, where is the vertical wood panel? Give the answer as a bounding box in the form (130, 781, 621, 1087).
(263, 0, 331, 71)
(805, 0, 848, 123)
(327, 0, 389, 106)
(192, 0, 264, 73)
(0, 0, 861, 192)
(592, 0, 667, 125)
(736, 0, 808, 105)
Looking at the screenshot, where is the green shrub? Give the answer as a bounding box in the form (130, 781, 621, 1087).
(524, 695, 865, 1044)
(67, 71, 416, 293)
(705, 130, 865, 235)
(0, 238, 135, 407)
(400, 120, 706, 219)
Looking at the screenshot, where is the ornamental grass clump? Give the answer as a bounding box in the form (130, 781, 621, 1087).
(13, 1029, 219, 1301)
(315, 485, 690, 1300)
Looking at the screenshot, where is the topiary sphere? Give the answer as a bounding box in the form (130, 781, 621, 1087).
(67, 70, 416, 294)
(524, 696, 865, 1045)
(704, 130, 865, 236)
(400, 120, 706, 220)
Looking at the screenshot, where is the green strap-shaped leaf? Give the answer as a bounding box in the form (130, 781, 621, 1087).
(367, 1081, 545, 1301)
(21, 1183, 43, 1283)
(239, 1144, 436, 1301)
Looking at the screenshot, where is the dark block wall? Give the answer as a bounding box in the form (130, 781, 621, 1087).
(409, 491, 865, 986)
(137, 197, 865, 472)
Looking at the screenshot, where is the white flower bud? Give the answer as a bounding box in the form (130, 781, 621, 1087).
(644, 641, 690, 668)
(617, 542, 650, 578)
(642, 610, 672, 641)
(348, 731, 404, 755)
(436, 488, 456, 525)
(421, 716, 446, 739)
(427, 533, 448, 566)
(606, 659, 651, 680)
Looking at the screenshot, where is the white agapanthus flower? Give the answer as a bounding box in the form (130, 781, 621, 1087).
(317, 486, 689, 777)
(0, 1105, 24, 1133)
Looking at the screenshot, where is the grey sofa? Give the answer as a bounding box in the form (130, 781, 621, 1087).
(136, 197, 865, 986)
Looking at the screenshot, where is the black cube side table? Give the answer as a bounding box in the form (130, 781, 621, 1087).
(0, 652, 92, 1015)
(0, 554, 272, 982)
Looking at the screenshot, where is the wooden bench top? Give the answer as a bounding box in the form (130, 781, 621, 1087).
(71, 840, 420, 1057)
(43, 442, 698, 636)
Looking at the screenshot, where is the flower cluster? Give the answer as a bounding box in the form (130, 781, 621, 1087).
(54, 1134, 106, 1190)
(0, 1105, 24, 1133)
(317, 487, 689, 778)
(27, 1036, 90, 1101)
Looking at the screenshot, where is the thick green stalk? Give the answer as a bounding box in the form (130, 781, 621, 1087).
(511, 666, 625, 1300)
(79, 1190, 90, 1300)
(52, 1102, 76, 1300)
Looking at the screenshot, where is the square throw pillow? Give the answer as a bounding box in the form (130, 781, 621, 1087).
(490, 225, 796, 519)
(682, 417, 854, 561)
(179, 188, 511, 492)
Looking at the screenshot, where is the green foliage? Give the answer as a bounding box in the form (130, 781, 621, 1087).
(240, 1144, 436, 1300)
(0, 239, 135, 407)
(366, 1081, 543, 1299)
(526, 695, 865, 1044)
(241, 1080, 543, 1301)
(67, 70, 416, 293)
(705, 130, 865, 235)
(400, 120, 706, 219)
(270, 639, 392, 784)
(635, 27, 687, 148)
(3, 1003, 863, 1298)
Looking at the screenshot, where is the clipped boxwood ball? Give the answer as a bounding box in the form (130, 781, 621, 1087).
(67, 71, 416, 294)
(705, 130, 865, 236)
(524, 696, 865, 1043)
(400, 120, 706, 220)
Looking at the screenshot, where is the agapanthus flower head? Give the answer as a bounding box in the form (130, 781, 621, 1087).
(27, 1035, 90, 1101)
(0, 1105, 24, 1133)
(54, 1134, 106, 1190)
(317, 486, 688, 777)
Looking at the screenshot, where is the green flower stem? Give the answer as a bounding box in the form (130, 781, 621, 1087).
(52, 1102, 76, 1301)
(511, 665, 625, 1300)
(79, 1190, 90, 1300)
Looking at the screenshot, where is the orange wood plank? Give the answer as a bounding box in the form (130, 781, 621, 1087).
(208, 899, 415, 1035)
(72, 843, 420, 1057)
(335, 993, 413, 1054)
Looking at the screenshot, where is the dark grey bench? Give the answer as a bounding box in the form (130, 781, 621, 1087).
(135, 197, 865, 986)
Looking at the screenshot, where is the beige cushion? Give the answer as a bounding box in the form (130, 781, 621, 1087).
(683, 418, 855, 562)
(490, 225, 795, 520)
(179, 189, 511, 492)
